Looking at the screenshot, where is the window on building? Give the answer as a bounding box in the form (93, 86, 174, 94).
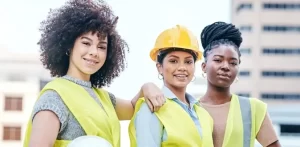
(263, 3, 300, 10)
(4, 96, 23, 111)
(240, 25, 252, 32)
(262, 71, 300, 77)
(237, 93, 251, 97)
(263, 25, 300, 32)
(3, 126, 21, 140)
(240, 48, 251, 55)
(239, 71, 251, 77)
(261, 93, 300, 100)
(262, 48, 300, 55)
(237, 3, 252, 12)
(280, 124, 300, 136)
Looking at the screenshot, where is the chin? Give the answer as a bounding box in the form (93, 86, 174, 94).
(81, 69, 98, 75)
(215, 83, 231, 88)
(172, 82, 189, 88)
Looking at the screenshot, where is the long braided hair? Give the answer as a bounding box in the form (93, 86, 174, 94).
(200, 21, 243, 63)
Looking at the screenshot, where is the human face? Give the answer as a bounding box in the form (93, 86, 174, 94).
(202, 45, 239, 88)
(157, 51, 195, 89)
(68, 31, 108, 80)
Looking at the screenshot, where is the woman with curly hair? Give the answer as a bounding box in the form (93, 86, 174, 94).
(23, 1, 165, 147)
(199, 21, 280, 147)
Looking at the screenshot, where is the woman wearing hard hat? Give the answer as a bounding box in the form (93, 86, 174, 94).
(23, 1, 165, 147)
(199, 21, 281, 147)
(128, 25, 214, 147)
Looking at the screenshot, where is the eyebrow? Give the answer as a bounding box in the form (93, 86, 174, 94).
(168, 55, 193, 59)
(213, 55, 238, 60)
(81, 36, 107, 44)
(81, 36, 92, 41)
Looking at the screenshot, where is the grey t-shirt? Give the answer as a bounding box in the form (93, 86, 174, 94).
(31, 75, 116, 140)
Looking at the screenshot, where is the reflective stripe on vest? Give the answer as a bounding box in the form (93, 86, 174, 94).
(238, 96, 252, 147)
(222, 94, 267, 147)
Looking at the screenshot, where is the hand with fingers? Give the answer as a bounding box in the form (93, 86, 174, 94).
(141, 83, 166, 112)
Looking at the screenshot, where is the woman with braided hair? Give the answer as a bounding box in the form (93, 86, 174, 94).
(23, 1, 165, 147)
(199, 22, 281, 147)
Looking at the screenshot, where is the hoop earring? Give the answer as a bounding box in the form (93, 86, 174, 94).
(201, 72, 206, 79)
(66, 50, 70, 56)
(234, 77, 239, 83)
(158, 73, 163, 80)
(191, 76, 196, 82)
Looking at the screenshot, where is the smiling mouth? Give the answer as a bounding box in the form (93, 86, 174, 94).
(174, 74, 188, 80)
(83, 58, 99, 65)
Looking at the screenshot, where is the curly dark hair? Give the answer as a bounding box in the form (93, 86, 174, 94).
(200, 21, 242, 63)
(39, 0, 128, 88)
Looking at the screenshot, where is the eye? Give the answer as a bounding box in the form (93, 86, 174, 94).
(231, 62, 238, 66)
(169, 59, 177, 63)
(213, 59, 221, 62)
(98, 46, 107, 50)
(185, 60, 193, 64)
(82, 42, 91, 46)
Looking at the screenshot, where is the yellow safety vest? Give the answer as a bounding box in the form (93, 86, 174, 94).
(23, 78, 120, 147)
(221, 94, 267, 147)
(129, 98, 214, 147)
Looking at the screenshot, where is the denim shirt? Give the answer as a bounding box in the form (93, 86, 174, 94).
(134, 86, 202, 147)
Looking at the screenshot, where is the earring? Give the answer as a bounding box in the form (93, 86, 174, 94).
(191, 76, 196, 82)
(158, 73, 163, 80)
(234, 77, 239, 83)
(66, 50, 70, 56)
(201, 72, 207, 79)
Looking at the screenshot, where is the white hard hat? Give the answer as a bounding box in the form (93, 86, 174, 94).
(68, 136, 113, 147)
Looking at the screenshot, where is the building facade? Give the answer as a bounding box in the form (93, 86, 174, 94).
(231, 1, 300, 146)
(0, 49, 51, 147)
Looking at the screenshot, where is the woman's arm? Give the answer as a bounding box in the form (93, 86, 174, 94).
(29, 90, 69, 147)
(114, 82, 165, 120)
(134, 102, 163, 147)
(30, 111, 60, 147)
(256, 113, 281, 147)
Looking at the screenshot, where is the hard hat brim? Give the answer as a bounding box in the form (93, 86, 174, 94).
(150, 47, 202, 62)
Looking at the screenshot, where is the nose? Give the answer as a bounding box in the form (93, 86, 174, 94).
(177, 62, 187, 71)
(89, 46, 98, 57)
(221, 61, 230, 71)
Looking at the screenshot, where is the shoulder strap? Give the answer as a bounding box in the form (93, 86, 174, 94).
(238, 96, 252, 147)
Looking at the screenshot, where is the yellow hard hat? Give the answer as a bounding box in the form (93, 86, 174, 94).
(149, 25, 202, 61)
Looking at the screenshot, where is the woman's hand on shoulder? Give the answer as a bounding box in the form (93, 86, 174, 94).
(141, 82, 166, 112)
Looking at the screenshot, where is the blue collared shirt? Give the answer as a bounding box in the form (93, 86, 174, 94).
(134, 86, 202, 147)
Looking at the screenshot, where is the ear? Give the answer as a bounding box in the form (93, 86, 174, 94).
(201, 62, 207, 73)
(156, 62, 163, 75)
